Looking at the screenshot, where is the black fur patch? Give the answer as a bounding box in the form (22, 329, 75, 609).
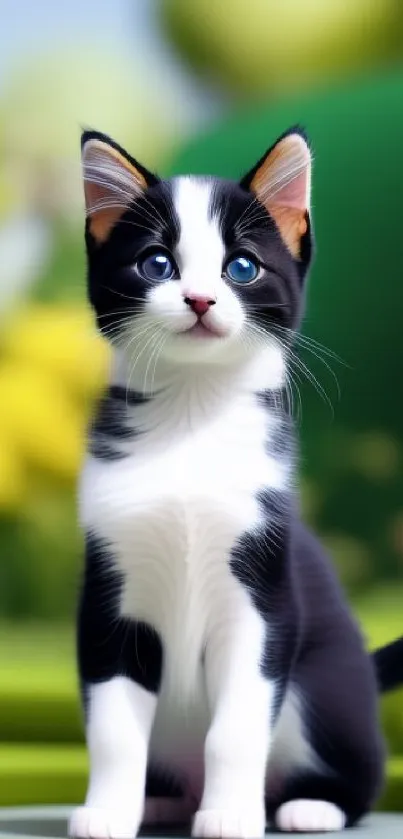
(108, 384, 151, 406)
(269, 521, 383, 825)
(85, 177, 180, 338)
(268, 421, 294, 462)
(231, 481, 384, 823)
(78, 534, 163, 693)
(89, 386, 150, 461)
(146, 765, 184, 799)
(257, 387, 289, 413)
(372, 636, 403, 692)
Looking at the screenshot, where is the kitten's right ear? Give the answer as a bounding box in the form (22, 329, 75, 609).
(81, 130, 159, 245)
(240, 128, 311, 259)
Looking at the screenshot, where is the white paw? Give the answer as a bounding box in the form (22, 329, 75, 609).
(275, 799, 346, 832)
(192, 807, 265, 838)
(68, 807, 140, 839)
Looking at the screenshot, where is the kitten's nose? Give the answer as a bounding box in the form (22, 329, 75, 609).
(184, 295, 216, 317)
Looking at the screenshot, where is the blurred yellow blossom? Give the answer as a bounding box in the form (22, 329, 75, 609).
(0, 434, 25, 511)
(0, 302, 110, 486)
(1, 305, 109, 400)
(0, 364, 85, 480)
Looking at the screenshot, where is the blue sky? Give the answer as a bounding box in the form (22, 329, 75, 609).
(1, 1, 152, 89)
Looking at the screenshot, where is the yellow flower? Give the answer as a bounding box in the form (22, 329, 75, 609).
(1, 305, 109, 399)
(0, 364, 85, 480)
(0, 433, 25, 510)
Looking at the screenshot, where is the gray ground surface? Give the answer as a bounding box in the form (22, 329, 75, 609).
(0, 809, 402, 839)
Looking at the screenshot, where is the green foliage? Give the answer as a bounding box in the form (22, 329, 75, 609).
(377, 759, 403, 812)
(0, 487, 82, 621)
(32, 225, 86, 305)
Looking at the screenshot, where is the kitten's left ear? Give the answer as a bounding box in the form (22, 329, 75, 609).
(240, 129, 312, 259)
(81, 130, 159, 245)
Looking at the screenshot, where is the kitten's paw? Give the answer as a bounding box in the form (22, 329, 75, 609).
(192, 807, 265, 838)
(275, 800, 346, 832)
(68, 807, 140, 839)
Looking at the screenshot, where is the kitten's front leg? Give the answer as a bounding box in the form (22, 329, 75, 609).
(70, 676, 157, 839)
(69, 536, 163, 839)
(193, 599, 276, 839)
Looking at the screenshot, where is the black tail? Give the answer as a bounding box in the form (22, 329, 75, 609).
(372, 636, 403, 693)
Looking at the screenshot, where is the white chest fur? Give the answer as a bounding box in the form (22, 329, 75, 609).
(80, 379, 287, 701)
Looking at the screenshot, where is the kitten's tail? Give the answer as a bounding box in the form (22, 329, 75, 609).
(372, 636, 403, 693)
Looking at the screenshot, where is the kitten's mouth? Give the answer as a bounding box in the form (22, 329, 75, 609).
(180, 320, 225, 339)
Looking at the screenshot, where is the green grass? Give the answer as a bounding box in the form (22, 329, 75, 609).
(0, 623, 82, 743)
(355, 588, 403, 648)
(0, 744, 87, 806)
(377, 758, 403, 812)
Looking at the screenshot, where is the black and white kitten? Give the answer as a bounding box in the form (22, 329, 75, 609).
(69, 128, 403, 838)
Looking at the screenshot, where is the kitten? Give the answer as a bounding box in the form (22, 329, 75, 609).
(69, 127, 403, 838)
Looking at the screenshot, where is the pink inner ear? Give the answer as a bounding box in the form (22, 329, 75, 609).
(258, 135, 311, 214)
(274, 167, 309, 212)
(250, 135, 311, 258)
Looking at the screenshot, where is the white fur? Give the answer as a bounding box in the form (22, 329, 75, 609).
(275, 800, 345, 832)
(69, 678, 156, 838)
(71, 177, 321, 839)
(173, 177, 224, 302)
(193, 604, 274, 838)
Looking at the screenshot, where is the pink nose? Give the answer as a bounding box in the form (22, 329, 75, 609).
(184, 296, 216, 317)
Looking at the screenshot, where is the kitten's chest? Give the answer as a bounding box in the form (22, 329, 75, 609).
(80, 396, 286, 697)
(81, 399, 283, 549)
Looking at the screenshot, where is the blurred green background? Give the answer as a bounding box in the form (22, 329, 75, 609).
(1, 0, 403, 813)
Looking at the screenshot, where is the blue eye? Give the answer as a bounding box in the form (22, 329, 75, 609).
(225, 256, 259, 284)
(139, 252, 175, 281)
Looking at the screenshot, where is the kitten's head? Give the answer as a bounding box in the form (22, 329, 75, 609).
(82, 127, 312, 374)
